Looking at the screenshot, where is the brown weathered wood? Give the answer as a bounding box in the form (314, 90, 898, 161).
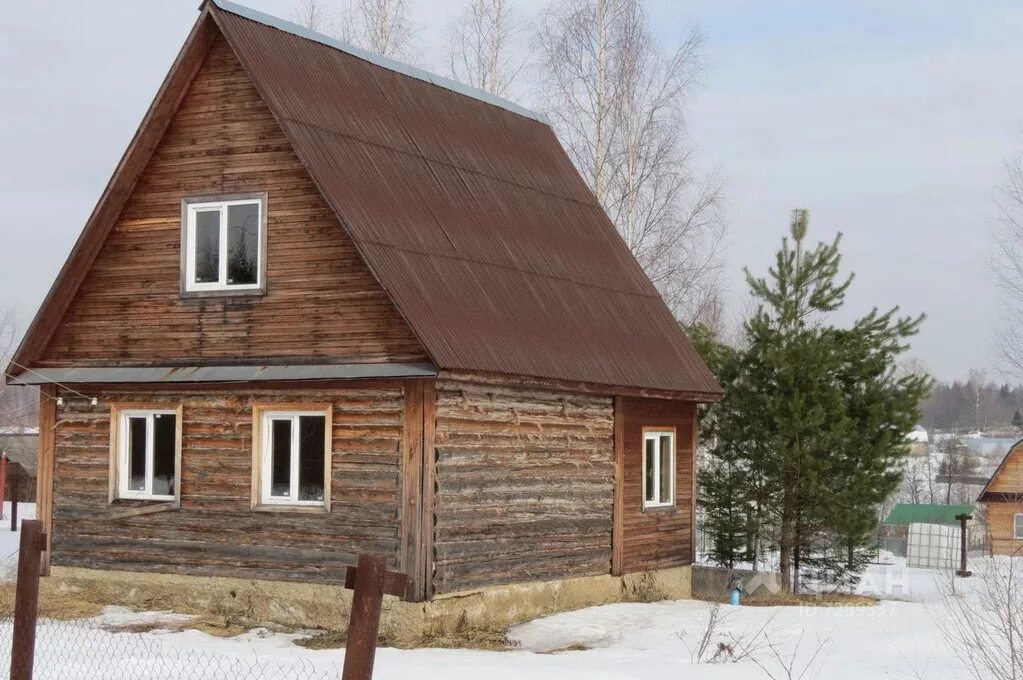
(9, 476, 18, 533)
(34, 36, 426, 369)
(612, 395, 624, 576)
(431, 378, 613, 594)
(439, 370, 721, 403)
(420, 379, 436, 599)
(619, 397, 696, 574)
(342, 554, 407, 680)
(10, 520, 45, 680)
(50, 385, 404, 583)
(37, 385, 56, 576)
(400, 380, 425, 600)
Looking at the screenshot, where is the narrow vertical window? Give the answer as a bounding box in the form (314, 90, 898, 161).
(182, 193, 266, 294)
(1015, 513, 1023, 540)
(116, 409, 179, 501)
(254, 406, 331, 510)
(642, 430, 675, 509)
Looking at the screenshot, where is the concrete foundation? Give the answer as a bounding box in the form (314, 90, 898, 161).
(43, 565, 692, 647)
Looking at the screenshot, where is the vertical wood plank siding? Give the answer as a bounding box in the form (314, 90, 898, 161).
(432, 379, 614, 594)
(51, 384, 405, 582)
(620, 397, 696, 573)
(37, 36, 425, 367)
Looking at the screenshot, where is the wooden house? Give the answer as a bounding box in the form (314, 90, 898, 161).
(7, 0, 720, 610)
(979, 439, 1023, 556)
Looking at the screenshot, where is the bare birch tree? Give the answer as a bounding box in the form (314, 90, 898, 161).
(339, 0, 418, 60)
(290, 0, 419, 61)
(289, 0, 328, 33)
(536, 0, 725, 323)
(995, 152, 1023, 380)
(445, 0, 528, 98)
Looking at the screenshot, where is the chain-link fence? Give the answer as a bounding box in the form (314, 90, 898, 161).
(0, 614, 343, 680)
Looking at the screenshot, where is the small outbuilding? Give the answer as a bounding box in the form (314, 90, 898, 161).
(978, 439, 1023, 555)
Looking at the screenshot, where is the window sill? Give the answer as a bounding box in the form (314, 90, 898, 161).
(180, 287, 266, 300)
(642, 504, 678, 515)
(252, 503, 330, 515)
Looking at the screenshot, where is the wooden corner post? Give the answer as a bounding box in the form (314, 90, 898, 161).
(399, 379, 436, 602)
(611, 395, 624, 576)
(37, 384, 56, 576)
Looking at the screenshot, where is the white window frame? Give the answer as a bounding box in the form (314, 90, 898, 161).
(181, 192, 267, 296)
(252, 404, 332, 512)
(642, 429, 676, 509)
(112, 406, 182, 503)
(1015, 513, 1023, 540)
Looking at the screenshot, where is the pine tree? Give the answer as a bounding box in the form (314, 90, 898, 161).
(696, 210, 928, 592)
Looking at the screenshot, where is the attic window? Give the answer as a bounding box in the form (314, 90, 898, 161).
(181, 193, 267, 295)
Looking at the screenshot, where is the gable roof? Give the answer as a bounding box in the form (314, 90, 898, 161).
(8, 1, 721, 399)
(978, 437, 1023, 502)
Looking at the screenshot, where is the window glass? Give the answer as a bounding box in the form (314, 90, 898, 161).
(227, 203, 259, 285)
(659, 434, 673, 502)
(298, 416, 326, 502)
(270, 419, 293, 498)
(152, 414, 177, 497)
(193, 210, 220, 284)
(1015, 513, 1023, 539)
(644, 437, 656, 503)
(127, 417, 147, 492)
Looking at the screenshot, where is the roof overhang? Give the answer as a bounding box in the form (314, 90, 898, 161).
(9, 363, 437, 385)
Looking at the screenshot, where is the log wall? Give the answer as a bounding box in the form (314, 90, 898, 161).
(986, 502, 1023, 556)
(432, 378, 615, 594)
(38, 35, 425, 367)
(50, 383, 406, 583)
(619, 397, 696, 573)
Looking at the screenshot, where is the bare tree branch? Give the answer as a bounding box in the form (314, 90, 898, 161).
(445, 0, 528, 98)
(535, 0, 726, 324)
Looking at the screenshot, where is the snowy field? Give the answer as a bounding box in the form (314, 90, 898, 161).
(0, 511, 1000, 679)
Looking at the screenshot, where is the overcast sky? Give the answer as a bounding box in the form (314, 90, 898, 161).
(2, 0, 1021, 381)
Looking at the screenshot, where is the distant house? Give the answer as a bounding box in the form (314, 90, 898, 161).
(978, 439, 1023, 555)
(907, 425, 929, 444)
(4, 0, 721, 624)
(0, 426, 37, 502)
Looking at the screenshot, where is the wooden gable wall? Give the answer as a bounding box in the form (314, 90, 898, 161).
(37, 36, 426, 368)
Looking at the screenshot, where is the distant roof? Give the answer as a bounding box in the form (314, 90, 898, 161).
(907, 425, 928, 443)
(0, 427, 38, 437)
(883, 503, 974, 526)
(6, 1, 721, 398)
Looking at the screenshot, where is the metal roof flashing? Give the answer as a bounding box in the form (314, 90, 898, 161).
(209, 0, 550, 125)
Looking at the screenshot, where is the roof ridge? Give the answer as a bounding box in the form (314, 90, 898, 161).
(210, 0, 549, 125)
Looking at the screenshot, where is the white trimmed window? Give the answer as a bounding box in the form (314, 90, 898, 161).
(1015, 513, 1023, 540)
(643, 430, 675, 509)
(182, 193, 266, 294)
(113, 408, 180, 501)
(253, 405, 332, 510)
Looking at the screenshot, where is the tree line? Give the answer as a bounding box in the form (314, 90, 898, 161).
(920, 374, 1023, 434)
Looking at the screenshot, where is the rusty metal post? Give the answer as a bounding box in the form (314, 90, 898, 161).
(956, 513, 973, 577)
(0, 454, 8, 519)
(342, 554, 408, 680)
(10, 519, 45, 680)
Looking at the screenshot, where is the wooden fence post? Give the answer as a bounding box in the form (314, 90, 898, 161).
(10, 519, 45, 680)
(342, 554, 407, 680)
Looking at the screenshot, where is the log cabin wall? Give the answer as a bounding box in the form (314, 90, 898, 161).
(986, 502, 1023, 556)
(37, 35, 426, 367)
(432, 378, 615, 594)
(50, 383, 406, 583)
(619, 397, 696, 573)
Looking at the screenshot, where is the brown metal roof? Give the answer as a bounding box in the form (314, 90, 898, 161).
(208, 5, 720, 394)
(8, 1, 720, 398)
(211, 4, 720, 397)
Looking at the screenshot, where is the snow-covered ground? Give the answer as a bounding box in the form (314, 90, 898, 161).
(0, 512, 996, 679)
